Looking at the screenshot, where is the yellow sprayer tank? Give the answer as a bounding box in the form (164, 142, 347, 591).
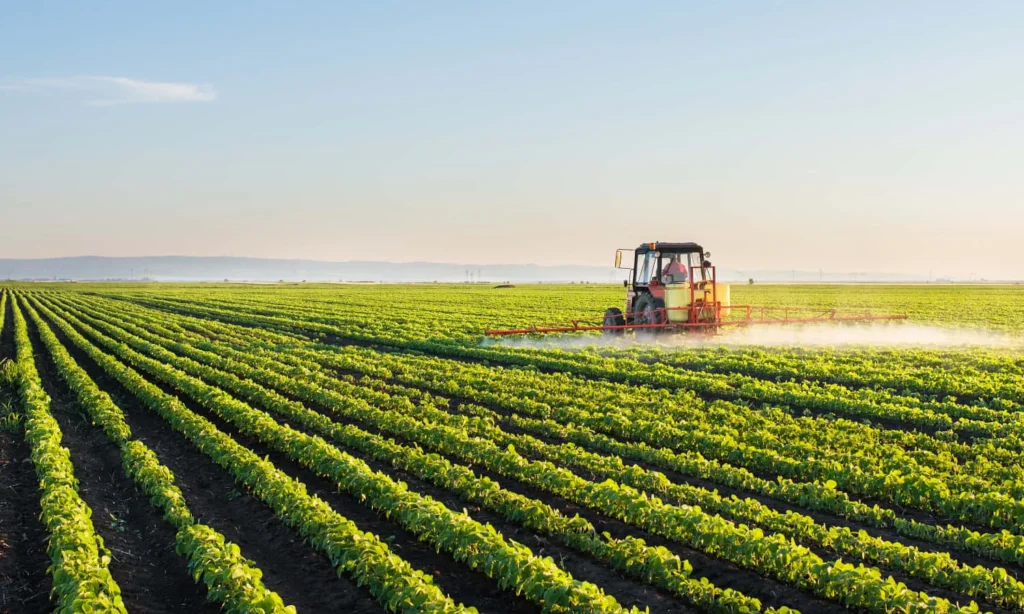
(664, 284, 691, 322)
(664, 282, 730, 323)
(718, 283, 731, 317)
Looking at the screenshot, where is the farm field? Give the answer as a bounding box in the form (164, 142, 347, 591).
(1, 283, 1023, 614)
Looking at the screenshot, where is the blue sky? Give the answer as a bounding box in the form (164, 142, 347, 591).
(1, 1, 1022, 278)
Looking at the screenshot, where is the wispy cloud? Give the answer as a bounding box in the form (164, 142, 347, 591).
(0, 75, 216, 105)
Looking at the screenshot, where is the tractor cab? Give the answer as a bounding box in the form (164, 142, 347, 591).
(629, 242, 709, 289)
(605, 242, 729, 331)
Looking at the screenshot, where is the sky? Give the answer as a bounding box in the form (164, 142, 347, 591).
(1, 1, 1022, 279)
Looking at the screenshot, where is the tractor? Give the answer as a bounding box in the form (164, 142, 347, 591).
(602, 242, 724, 334)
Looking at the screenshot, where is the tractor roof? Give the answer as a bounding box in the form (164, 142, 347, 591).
(636, 242, 704, 254)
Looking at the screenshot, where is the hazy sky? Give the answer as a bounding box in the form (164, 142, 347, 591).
(2, 2, 1022, 279)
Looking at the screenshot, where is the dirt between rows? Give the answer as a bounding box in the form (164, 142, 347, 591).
(0, 429, 51, 614)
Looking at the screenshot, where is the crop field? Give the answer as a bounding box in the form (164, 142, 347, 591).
(2, 283, 1024, 614)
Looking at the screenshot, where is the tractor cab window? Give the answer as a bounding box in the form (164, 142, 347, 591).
(635, 251, 659, 285)
(692, 252, 710, 281)
(661, 253, 690, 284)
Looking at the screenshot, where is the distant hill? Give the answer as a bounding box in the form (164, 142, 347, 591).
(0, 256, 984, 283)
(0, 256, 620, 283)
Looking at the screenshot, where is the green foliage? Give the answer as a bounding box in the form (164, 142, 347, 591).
(7, 281, 1024, 614)
(21, 297, 292, 613)
(31, 297, 475, 614)
(7, 294, 127, 614)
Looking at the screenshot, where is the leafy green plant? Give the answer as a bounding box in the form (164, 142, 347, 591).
(7, 293, 128, 613)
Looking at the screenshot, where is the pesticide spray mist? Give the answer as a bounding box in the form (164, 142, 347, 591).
(484, 323, 1023, 351)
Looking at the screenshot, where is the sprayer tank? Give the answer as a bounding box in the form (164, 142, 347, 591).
(663, 282, 730, 322)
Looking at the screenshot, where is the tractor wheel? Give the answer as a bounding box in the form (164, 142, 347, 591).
(602, 307, 625, 336)
(634, 294, 665, 330)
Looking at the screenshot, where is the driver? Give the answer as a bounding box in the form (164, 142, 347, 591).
(662, 255, 688, 284)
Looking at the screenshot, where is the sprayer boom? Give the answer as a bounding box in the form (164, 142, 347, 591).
(485, 306, 908, 336)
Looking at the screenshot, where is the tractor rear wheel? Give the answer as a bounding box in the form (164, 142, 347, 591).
(602, 307, 625, 336)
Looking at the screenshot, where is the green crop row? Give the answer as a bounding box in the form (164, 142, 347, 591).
(55, 296, 787, 613)
(41, 297, 985, 614)
(18, 295, 294, 613)
(103, 291, 1024, 503)
(8, 295, 127, 613)
(98, 291, 1024, 472)
(60, 292, 1024, 571)
(33, 297, 632, 614)
(29, 296, 472, 614)
(0, 291, 19, 433)
(109, 290, 1024, 431)
(98, 300, 1024, 612)
(611, 346, 1023, 408)
(374, 343, 1024, 529)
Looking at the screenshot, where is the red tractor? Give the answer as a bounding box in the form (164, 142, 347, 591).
(602, 242, 724, 334)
